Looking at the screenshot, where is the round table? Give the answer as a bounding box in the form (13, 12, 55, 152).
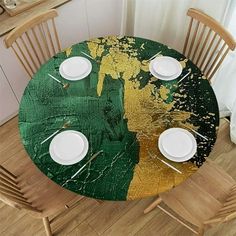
(19, 36, 219, 201)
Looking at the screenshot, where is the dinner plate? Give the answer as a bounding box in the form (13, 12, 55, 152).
(149, 56, 182, 81)
(59, 56, 92, 81)
(49, 130, 89, 165)
(158, 128, 197, 162)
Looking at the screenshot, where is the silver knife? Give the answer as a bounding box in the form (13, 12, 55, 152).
(71, 150, 103, 178)
(62, 150, 103, 187)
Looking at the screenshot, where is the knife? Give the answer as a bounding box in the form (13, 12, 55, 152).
(62, 150, 103, 187)
(71, 150, 104, 179)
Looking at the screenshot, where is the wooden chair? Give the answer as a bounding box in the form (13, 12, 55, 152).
(144, 160, 236, 235)
(4, 9, 61, 78)
(0, 163, 85, 236)
(183, 8, 235, 81)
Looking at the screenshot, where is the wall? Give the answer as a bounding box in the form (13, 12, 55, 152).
(0, 0, 123, 124)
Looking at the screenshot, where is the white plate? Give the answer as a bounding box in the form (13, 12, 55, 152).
(149, 56, 182, 81)
(151, 56, 182, 77)
(59, 57, 92, 81)
(158, 128, 197, 162)
(49, 130, 89, 165)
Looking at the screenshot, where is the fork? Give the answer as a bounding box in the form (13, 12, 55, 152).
(48, 74, 70, 89)
(40, 122, 70, 145)
(142, 51, 162, 64)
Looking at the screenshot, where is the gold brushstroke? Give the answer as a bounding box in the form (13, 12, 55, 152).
(159, 85, 170, 100)
(87, 41, 104, 59)
(88, 36, 198, 200)
(179, 59, 188, 68)
(64, 47, 72, 57)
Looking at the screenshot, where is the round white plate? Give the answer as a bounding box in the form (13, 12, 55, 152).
(49, 130, 89, 165)
(149, 56, 182, 81)
(59, 56, 92, 81)
(158, 128, 197, 162)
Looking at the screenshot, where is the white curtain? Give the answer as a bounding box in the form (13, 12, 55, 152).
(211, 0, 236, 143)
(121, 0, 236, 143)
(121, 0, 232, 50)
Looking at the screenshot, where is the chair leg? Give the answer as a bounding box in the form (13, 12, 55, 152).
(144, 196, 162, 214)
(43, 217, 52, 236)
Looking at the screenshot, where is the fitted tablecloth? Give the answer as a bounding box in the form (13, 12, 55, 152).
(19, 36, 219, 200)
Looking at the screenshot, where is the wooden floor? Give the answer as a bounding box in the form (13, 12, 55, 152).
(0, 117, 236, 236)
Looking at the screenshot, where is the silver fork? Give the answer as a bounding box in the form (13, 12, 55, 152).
(40, 122, 70, 145)
(142, 51, 162, 64)
(48, 74, 70, 89)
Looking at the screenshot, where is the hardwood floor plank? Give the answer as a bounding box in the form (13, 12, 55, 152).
(28, 198, 100, 236)
(1, 213, 44, 236)
(205, 220, 236, 236)
(0, 116, 18, 136)
(88, 200, 139, 235)
(54, 198, 100, 235)
(67, 221, 99, 236)
(135, 210, 195, 236)
(0, 133, 24, 164)
(0, 204, 27, 234)
(102, 198, 159, 236)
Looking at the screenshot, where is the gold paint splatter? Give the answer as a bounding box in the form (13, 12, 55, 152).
(64, 47, 72, 57)
(179, 59, 188, 69)
(150, 77, 158, 82)
(87, 42, 104, 59)
(127, 134, 197, 200)
(87, 36, 198, 199)
(159, 85, 170, 100)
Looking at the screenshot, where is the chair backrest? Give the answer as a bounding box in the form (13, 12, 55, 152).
(4, 9, 61, 78)
(205, 184, 236, 225)
(183, 8, 235, 81)
(0, 165, 40, 213)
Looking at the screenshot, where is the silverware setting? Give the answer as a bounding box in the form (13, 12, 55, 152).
(178, 71, 191, 83)
(40, 122, 70, 145)
(188, 128, 209, 141)
(62, 150, 104, 186)
(48, 73, 70, 89)
(142, 51, 162, 64)
(45, 52, 203, 176)
(81, 51, 100, 63)
(181, 123, 209, 141)
(148, 151, 182, 174)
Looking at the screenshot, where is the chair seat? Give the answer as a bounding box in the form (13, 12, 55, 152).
(12, 156, 83, 218)
(159, 161, 235, 227)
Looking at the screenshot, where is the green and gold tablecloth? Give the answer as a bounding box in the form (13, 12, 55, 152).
(19, 36, 219, 201)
